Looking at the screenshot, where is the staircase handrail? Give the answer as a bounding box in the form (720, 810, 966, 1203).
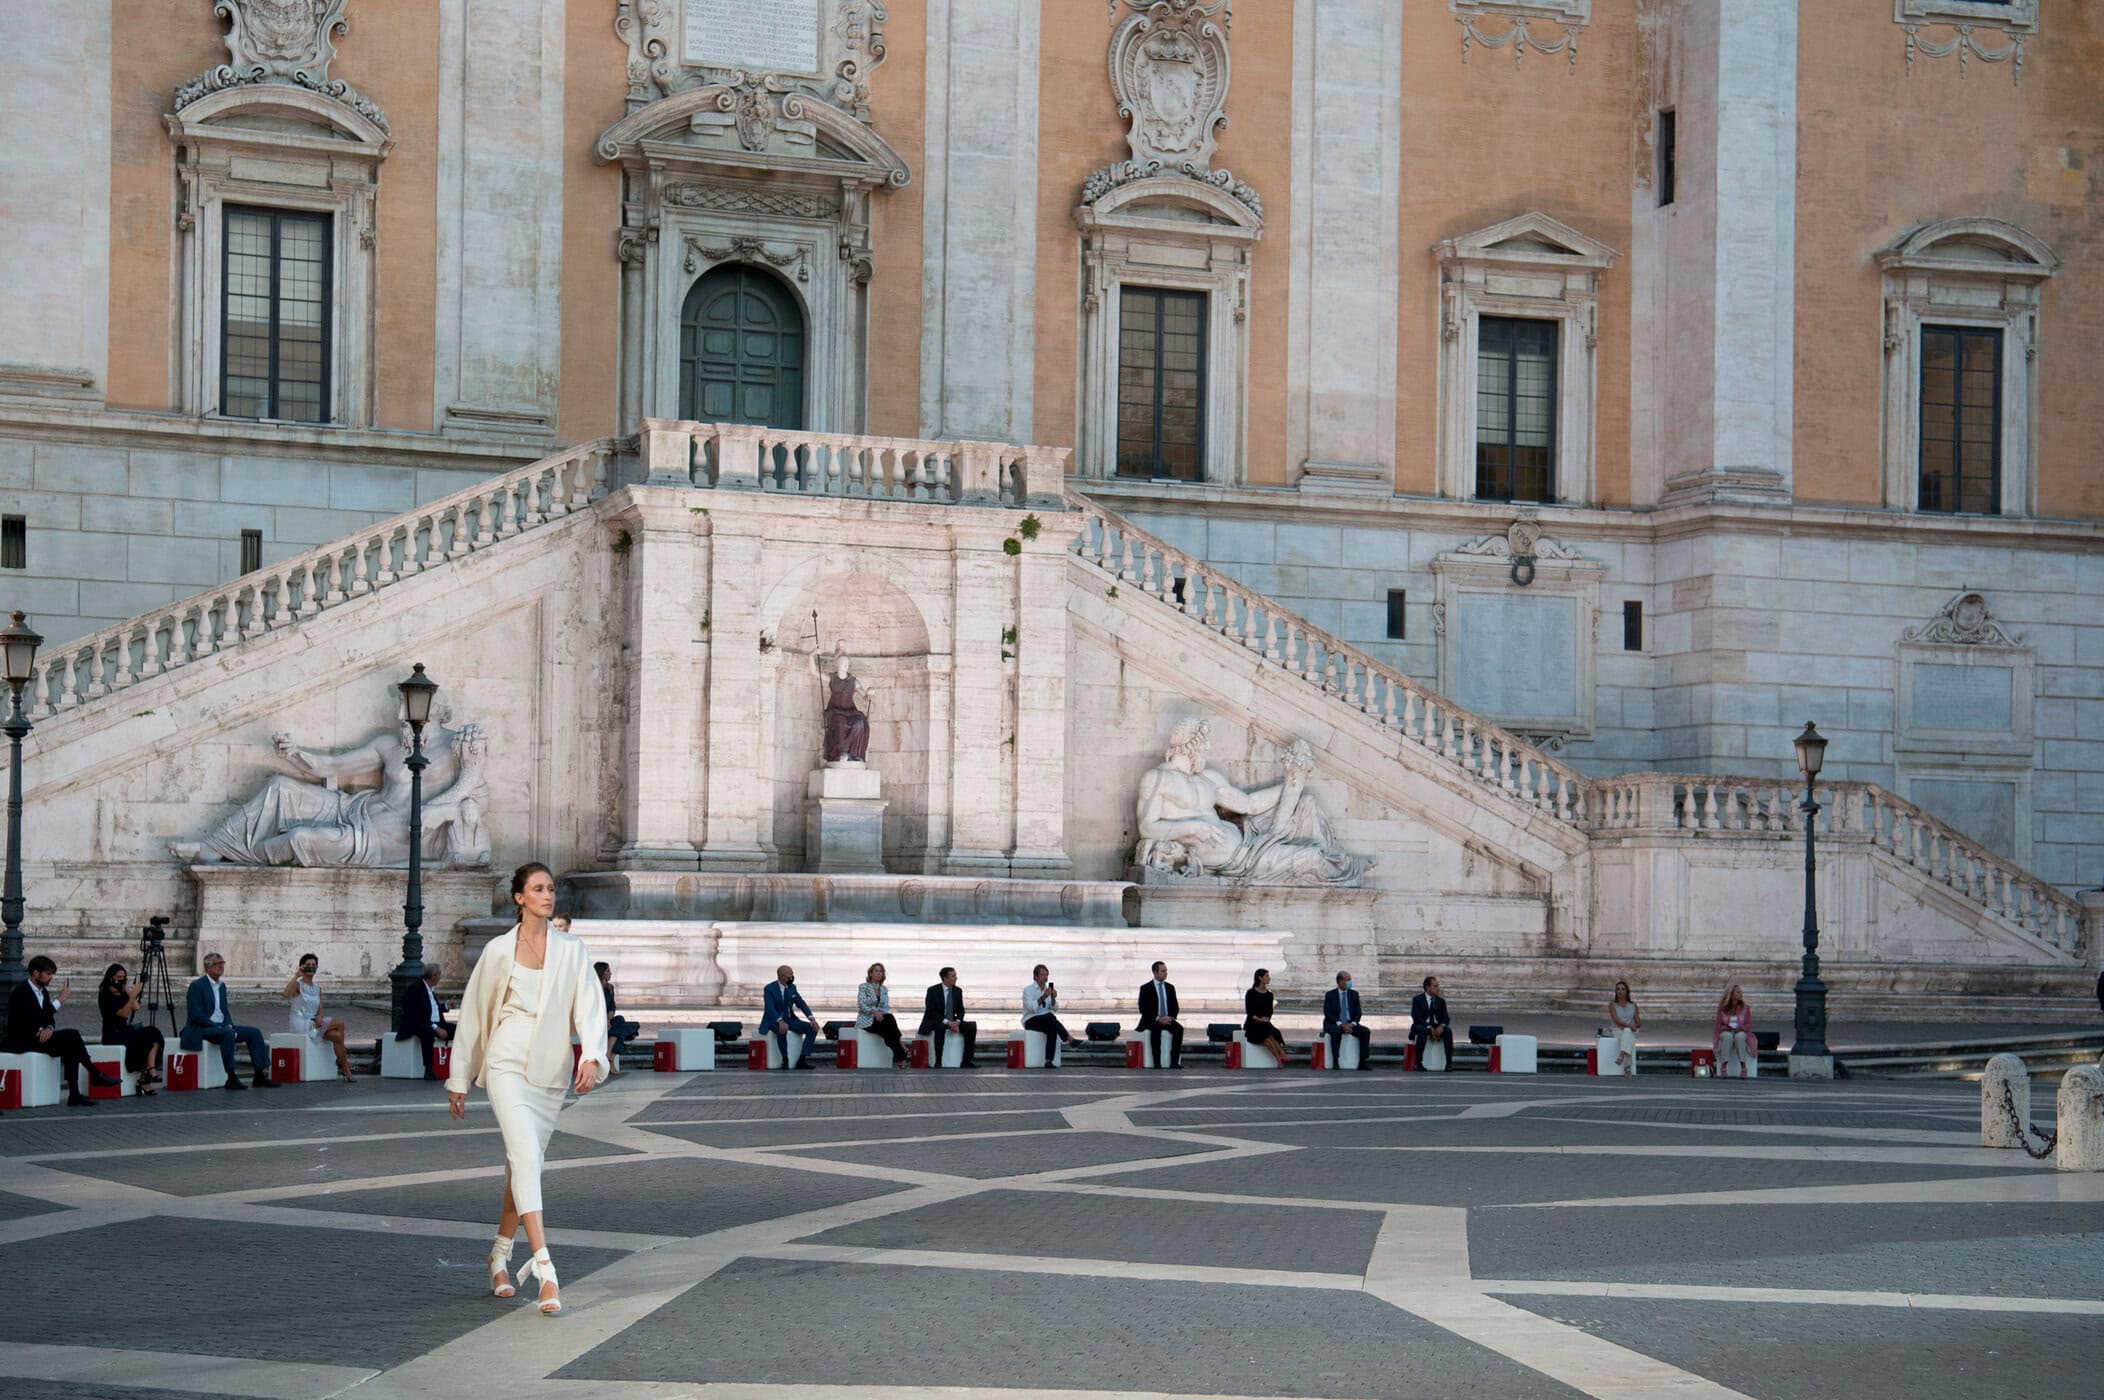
(641, 418, 1069, 507)
(24, 436, 619, 720)
(1066, 493, 1590, 825)
(1589, 771, 2084, 956)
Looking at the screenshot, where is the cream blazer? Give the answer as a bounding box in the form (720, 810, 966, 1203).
(444, 924, 609, 1095)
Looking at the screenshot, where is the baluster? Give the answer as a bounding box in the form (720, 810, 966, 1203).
(1320, 651, 1339, 693)
(1500, 742, 1517, 793)
(319, 551, 345, 604)
(83, 643, 109, 699)
(1183, 570, 1203, 617)
(1201, 576, 1220, 627)
(348, 541, 372, 596)
(1460, 720, 1479, 772)
(1241, 596, 1262, 650)
(1263, 613, 1282, 663)
(1557, 773, 1574, 822)
(1440, 708, 1459, 760)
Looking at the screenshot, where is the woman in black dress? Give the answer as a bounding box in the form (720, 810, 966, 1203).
(1243, 968, 1290, 1067)
(96, 963, 163, 1093)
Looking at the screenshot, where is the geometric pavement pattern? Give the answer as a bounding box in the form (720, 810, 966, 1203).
(1, 1065, 2100, 1400)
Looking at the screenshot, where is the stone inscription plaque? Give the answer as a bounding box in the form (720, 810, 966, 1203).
(1449, 592, 1579, 721)
(684, 0, 822, 74)
(1910, 662, 2014, 735)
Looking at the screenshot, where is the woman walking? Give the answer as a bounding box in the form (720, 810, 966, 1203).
(447, 863, 609, 1315)
(1243, 969, 1290, 1067)
(856, 963, 911, 1067)
(1607, 980, 1641, 1076)
(282, 953, 354, 1083)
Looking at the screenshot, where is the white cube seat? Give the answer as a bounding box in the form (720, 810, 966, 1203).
(1009, 1028, 1061, 1068)
(1321, 1034, 1363, 1071)
(379, 1035, 429, 1079)
(80, 1044, 138, 1097)
(1123, 1032, 1167, 1069)
(657, 1028, 715, 1071)
(166, 1048, 228, 1091)
(268, 1033, 338, 1083)
(762, 1029, 808, 1068)
(1594, 1034, 1622, 1076)
(1493, 1033, 1538, 1074)
(1232, 1030, 1280, 1070)
(849, 1027, 897, 1070)
(914, 1033, 966, 1069)
(0, 1052, 63, 1107)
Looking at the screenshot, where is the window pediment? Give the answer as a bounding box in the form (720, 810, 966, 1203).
(1877, 218, 2057, 281)
(1077, 174, 1263, 236)
(1436, 211, 1618, 273)
(595, 86, 911, 190)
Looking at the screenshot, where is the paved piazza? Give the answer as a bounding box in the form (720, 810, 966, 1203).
(2, 1066, 2100, 1400)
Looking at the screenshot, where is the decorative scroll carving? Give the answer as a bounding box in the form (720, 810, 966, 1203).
(664, 181, 839, 220)
(1896, 1, 2035, 86)
(1082, 2, 1259, 220)
(1905, 591, 2024, 647)
(615, 0, 889, 120)
(1452, 518, 1588, 564)
(683, 233, 810, 281)
(1451, 1, 1588, 74)
(174, 0, 389, 132)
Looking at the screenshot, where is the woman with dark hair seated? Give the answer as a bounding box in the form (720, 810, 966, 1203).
(97, 963, 163, 1093)
(1243, 968, 1291, 1067)
(594, 962, 641, 1073)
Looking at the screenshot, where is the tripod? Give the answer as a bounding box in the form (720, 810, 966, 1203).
(137, 935, 180, 1038)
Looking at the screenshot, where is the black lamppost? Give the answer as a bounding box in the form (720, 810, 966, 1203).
(1790, 721, 1833, 1077)
(0, 611, 43, 1033)
(390, 663, 438, 1034)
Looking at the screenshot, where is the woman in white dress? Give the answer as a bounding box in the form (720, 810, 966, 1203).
(281, 953, 353, 1082)
(446, 862, 608, 1315)
(1606, 980, 1641, 1076)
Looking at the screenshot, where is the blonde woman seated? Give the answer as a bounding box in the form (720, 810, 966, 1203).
(1607, 980, 1641, 1076)
(282, 953, 354, 1083)
(447, 862, 609, 1315)
(856, 962, 911, 1068)
(1713, 984, 1755, 1079)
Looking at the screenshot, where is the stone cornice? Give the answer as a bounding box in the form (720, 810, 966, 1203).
(1079, 478, 2104, 552)
(0, 405, 543, 471)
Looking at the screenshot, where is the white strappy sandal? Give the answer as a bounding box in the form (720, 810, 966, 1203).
(488, 1236, 517, 1298)
(516, 1247, 562, 1315)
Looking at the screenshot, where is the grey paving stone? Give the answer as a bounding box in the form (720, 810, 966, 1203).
(1089, 1149, 2031, 1207)
(0, 1382, 227, 1400)
(558, 1257, 1590, 1397)
(1192, 1116, 1913, 1150)
(0, 1217, 625, 1369)
(1493, 1296, 2104, 1400)
(0, 1188, 66, 1222)
(804, 1129, 1214, 1179)
(291, 1154, 913, 1234)
(807, 1186, 1383, 1272)
(0, 1108, 464, 1158)
(45, 1127, 628, 1195)
(1470, 1202, 2104, 1299)
(636, 1110, 1075, 1149)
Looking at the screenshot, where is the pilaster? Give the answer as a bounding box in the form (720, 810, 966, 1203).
(610, 489, 703, 869)
(943, 538, 1015, 872)
(696, 515, 770, 870)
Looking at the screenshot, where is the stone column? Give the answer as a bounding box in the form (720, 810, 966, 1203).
(610, 490, 703, 869)
(944, 536, 1015, 872)
(696, 516, 770, 870)
(1010, 524, 1071, 874)
(1285, 0, 1402, 495)
(919, 0, 1040, 442)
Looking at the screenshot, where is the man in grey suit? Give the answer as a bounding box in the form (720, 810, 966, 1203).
(181, 952, 277, 1090)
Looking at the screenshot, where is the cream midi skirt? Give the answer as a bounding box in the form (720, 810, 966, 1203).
(485, 1014, 565, 1215)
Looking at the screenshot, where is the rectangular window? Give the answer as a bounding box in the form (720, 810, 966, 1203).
(1386, 589, 1407, 640)
(1475, 316, 1557, 503)
(222, 206, 332, 423)
(1657, 109, 1676, 206)
(1622, 600, 1643, 652)
(1, 516, 23, 570)
(1116, 287, 1207, 482)
(1918, 325, 2001, 515)
(240, 528, 264, 575)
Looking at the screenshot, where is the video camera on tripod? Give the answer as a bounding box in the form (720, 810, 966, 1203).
(137, 915, 178, 1036)
(140, 914, 168, 949)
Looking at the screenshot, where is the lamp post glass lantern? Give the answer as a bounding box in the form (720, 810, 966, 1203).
(0, 610, 43, 1023)
(1790, 720, 1832, 1075)
(391, 664, 437, 1034)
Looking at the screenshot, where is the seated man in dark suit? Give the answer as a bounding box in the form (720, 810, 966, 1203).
(395, 965, 455, 1079)
(181, 952, 276, 1090)
(760, 965, 818, 1069)
(1137, 960, 1184, 1069)
(918, 966, 977, 1068)
(1322, 970, 1372, 1071)
(4, 956, 121, 1107)
(596, 962, 641, 1073)
(1408, 974, 1454, 1072)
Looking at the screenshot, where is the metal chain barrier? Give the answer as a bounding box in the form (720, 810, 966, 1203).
(2000, 1079, 2059, 1160)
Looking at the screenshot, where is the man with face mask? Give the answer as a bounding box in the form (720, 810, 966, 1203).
(1322, 971, 1371, 1071)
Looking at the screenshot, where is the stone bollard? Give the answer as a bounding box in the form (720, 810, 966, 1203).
(1980, 1053, 2030, 1148)
(2055, 1065, 2104, 1172)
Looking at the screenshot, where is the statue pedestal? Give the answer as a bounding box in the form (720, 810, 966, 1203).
(186, 865, 498, 992)
(806, 764, 887, 874)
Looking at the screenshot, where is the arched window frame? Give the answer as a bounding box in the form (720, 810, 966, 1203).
(1876, 218, 2057, 517)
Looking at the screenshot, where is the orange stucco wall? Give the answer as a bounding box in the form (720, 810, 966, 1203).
(1793, 4, 2104, 517)
(556, 0, 626, 439)
(358, 0, 440, 431)
(1396, 4, 1640, 504)
(865, 0, 927, 439)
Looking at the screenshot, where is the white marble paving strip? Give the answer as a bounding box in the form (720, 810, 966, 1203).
(1324, 1143, 2052, 1169)
(1005, 1180, 1425, 1214)
(1534, 1170, 2104, 1208)
(754, 1241, 1363, 1291)
(1376, 1288, 1759, 1400)
(1364, 1206, 1472, 1284)
(21, 1124, 504, 1163)
(182, 1197, 681, 1252)
(1524, 1114, 1978, 1147)
(218, 1149, 657, 1205)
(1476, 1278, 2104, 1315)
(0, 1342, 376, 1400)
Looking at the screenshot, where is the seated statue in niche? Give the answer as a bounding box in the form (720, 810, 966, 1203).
(1135, 717, 1371, 888)
(811, 641, 878, 765)
(189, 701, 492, 869)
